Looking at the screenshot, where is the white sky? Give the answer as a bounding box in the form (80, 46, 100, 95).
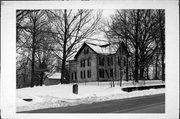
(102, 9, 116, 18)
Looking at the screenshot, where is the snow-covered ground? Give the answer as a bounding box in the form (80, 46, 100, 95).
(16, 80, 165, 112)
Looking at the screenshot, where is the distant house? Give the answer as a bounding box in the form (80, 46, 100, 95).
(44, 72, 61, 86)
(68, 41, 129, 83)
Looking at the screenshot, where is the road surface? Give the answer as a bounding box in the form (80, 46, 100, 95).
(19, 93, 165, 113)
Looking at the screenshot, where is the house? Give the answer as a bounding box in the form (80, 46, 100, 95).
(68, 41, 129, 83)
(44, 72, 61, 85)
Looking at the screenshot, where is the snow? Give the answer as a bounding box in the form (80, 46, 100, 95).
(16, 80, 165, 112)
(86, 42, 117, 55)
(46, 72, 61, 80)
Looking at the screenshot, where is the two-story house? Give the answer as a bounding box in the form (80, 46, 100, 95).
(69, 41, 129, 83)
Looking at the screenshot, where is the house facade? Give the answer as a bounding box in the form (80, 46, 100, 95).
(69, 42, 129, 83)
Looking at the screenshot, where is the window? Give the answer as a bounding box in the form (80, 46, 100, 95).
(81, 71, 83, 79)
(99, 69, 101, 78)
(83, 59, 86, 67)
(87, 70, 91, 78)
(118, 56, 120, 66)
(111, 56, 113, 65)
(99, 57, 105, 66)
(84, 70, 86, 78)
(106, 69, 109, 78)
(102, 57, 104, 66)
(84, 49, 86, 54)
(80, 60, 83, 67)
(89, 70, 91, 78)
(81, 59, 86, 67)
(99, 57, 101, 65)
(72, 73, 74, 80)
(99, 69, 104, 78)
(87, 58, 91, 66)
(110, 69, 113, 78)
(107, 57, 110, 66)
(84, 48, 89, 54)
(102, 69, 104, 78)
(75, 72, 77, 80)
(86, 48, 89, 54)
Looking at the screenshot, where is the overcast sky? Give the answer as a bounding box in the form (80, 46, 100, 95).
(102, 9, 116, 18)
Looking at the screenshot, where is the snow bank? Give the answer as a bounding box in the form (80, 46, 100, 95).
(16, 80, 165, 112)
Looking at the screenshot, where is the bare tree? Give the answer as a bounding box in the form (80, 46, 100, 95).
(104, 9, 162, 83)
(46, 9, 102, 83)
(35, 26, 56, 86)
(157, 10, 165, 81)
(16, 10, 53, 87)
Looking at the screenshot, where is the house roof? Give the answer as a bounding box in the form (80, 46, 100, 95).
(74, 41, 129, 59)
(86, 43, 117, 55)
(46, 72, 61, 80)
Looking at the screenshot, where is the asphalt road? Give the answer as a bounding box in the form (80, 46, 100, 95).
(19, 93, 165, 113)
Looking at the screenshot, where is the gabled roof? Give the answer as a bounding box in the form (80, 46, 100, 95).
(74, 41, 129, 59)
(86, 42, 117, 55)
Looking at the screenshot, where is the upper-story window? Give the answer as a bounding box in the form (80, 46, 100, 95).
(83, 59, 86, 67)
(102, 57, 104, 66)
(87, 58, 91, 66)
(118, 56, 120, 66)
(75, 72, 77, 80)
(80, 71, 83, 79)
(72, 73, 74, 80)
(99, 56, 104, 66)
(107, 56, 113, 66)
(80, 59, 86, 67)
(99, 57, 101, 65)
(107, 57, 110, 66)
(111, 56, 113, 65)
(84, 48, 89, 54)
(80, 60, 83, 67)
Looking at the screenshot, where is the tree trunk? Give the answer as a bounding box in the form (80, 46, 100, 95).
(126, 57, 129, 81)
(159, 10, 165, 82)
(146, 66, 149, 80)
(155, 52, 158, 80)
(31, 21, 36, 87)
(61, 9, 67, 84)
(139, 66, 144, 80)
(61, 58, 66, 83)
(134, 10, 140, 83)
(40, 72, 44, 86)
(161, 51, 165, 81)
(119, 46, 122, 87)
(120, 70, 122, 86)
